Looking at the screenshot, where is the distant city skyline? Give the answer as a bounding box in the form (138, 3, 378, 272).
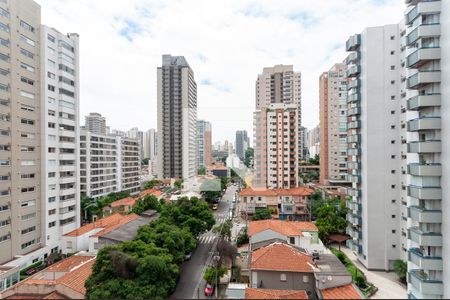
(38, 0, 404, 141)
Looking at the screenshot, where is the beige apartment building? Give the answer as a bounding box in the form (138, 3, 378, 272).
(319, 63, 349, 186)
(0, 0, 43, 265)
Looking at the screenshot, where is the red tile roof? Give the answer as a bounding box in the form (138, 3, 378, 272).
(251, 243, 313, 272)
(56, 259, 96, 295)
(46, 255, 93, 272)
(110, 197, 136, 208)
(245, 288, 308, 299)
(320, 284, 363, 299)
(44, 292, 68, 299)
(139, 188, 163, 198)
(90, 213, 139, 237)
(64, 213, 130, 237)
(248, 220, 318, 237)
(240, 187, 314, 197)
(239, 188, 277, 197)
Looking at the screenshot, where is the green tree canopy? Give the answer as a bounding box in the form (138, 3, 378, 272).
(252, 208, 273, 221)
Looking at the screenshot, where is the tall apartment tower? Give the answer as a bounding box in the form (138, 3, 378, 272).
(0, 0, 44, 265)
(157, 55, 197, 180)
(254, 65, 301, 188)
(319, 63, 350, 186)
(404, 1, 448, 298)
(143, 128, 156, 160)
(345, 25, 408, 271)
(197, 120, 211, 168)
(235, 130, 248, 161)
(84, 112, 106, 134)
(40, 26, 80, 248)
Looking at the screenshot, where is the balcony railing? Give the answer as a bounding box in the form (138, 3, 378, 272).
(407, 47, 440, 68)
(406, 1, 441, 25)
(406, 23, 441, 46)
(407, 140, 441, 153)
(347, 92, 361, 103)
(345, 52, 360, 65)
(408, 270, 443, 297)
(408, 205, 442, 223)
(407, 93, 441, 110)
(346, 65, 361, 78)
(347, 134, 361, 143)
(408, 248, 443, 271)
(407, 117, 441, 132)
(408, 163, 441, 176)
(408, 185, 442, 200)
(346, 34, 361, 51)
(407, 70, 441, 89)
(409, 227, 442, 247)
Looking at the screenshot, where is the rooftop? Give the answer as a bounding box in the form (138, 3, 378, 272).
(99, 214, 159, 243)
(245, 288, 308, 299)
(248, 220, 318, 237)
(56, 259, 96, 295)
(320, 284, 363, 299)
(251, 243, 313, 273)
(239, 186, 314, 197)
(139, 188, 163, 198)
(91, 213, 139, 238)
(314, 254, 350, 276)
(110, 197, 136, 208)
(64, 213, 130, 237)
(45, 255, 93, 272)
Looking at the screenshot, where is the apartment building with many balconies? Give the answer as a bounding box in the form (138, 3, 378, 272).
(404, 0, 448, 298)
(40, 25, 80, 252)
(197, 120, 212, 169)
(117, 136, 140, 195)
(319, 63, 350, 186)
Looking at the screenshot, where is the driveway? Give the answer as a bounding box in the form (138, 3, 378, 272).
(340, 247, 407, 299)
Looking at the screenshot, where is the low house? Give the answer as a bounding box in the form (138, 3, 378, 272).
(248, 220, 327, 254)
(103, 197, 137, 215)
(139, 188, 164, 200)
(0, 255, 95, 299)
(249, 243, 315, 297)
(238, 187, 313, 220)
(206, 165, 229, 177)
(61, 213, 139, 254)
(245, 288, 308, 299)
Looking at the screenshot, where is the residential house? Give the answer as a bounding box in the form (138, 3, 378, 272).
(248, 220, 327, 254)
(103, 197, 137, 215)
(245, 288, 308, 299)
(0, 255, 95, 299)
(238, 187, 313, 220)
(139, 188, 164, 200)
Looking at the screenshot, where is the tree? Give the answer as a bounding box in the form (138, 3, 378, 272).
(252, 209, 273, 221)
(174, 179, 183, 190)
(203, 267, 227, 285)
(315, 203, 348, 242)
(308, 154, 320, 165)
(393, 260, 407, 283)
(213, 220, 232, 241)
(132, 195, 159, 214)
(143, 180, 161, 190)
(236, 227, 249, 246)
(244, 147, 254, 168)
(197, 167, 206, 175)
(216, 240, 237, 264)
(220, 176, 228, 191)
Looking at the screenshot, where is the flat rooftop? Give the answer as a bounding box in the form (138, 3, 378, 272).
(99, 213, 159, 243)
(314, 254, 349, 276)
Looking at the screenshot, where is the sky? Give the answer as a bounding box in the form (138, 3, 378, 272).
(38, 0, 404, 143)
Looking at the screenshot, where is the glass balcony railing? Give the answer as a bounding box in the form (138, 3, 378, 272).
(406, 47, 440, 68)
(408, 227, 442, 247)
(408, 205, 442, 223)
(408, 270, 443, 297)
(407, 70, 441, 89)
(407, 116, 441, 132)
(408, 248, 443, 271)
(407, 93, 441, 110)
(407, 140, 441, 153)
(406, 23, 441, 46)
(346, 34, 361, 51)
(408, 163, 441, 176)
(408, 185, 442, 200)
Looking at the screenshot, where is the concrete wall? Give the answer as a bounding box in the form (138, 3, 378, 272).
(251, 270, 315, 298)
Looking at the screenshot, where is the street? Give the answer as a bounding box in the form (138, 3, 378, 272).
(170, 185, 237, 299)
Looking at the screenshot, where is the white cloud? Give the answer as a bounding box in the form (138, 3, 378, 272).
(37, 0, 404, 142)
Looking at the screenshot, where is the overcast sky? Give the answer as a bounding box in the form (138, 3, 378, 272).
(38, 0, 404, 143)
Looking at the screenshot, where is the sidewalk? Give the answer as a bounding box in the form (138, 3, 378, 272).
(340, 247, 407, 299)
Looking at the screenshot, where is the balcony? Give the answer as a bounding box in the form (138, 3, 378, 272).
(406, 24, 441, 46)
(408, 163, 441, 176)
(347, 201, 361, 213)
(408, 270, 443, 296)
(347, 214, 361, 226)
(346, 227, 362, 240)
(407, 117, 441, 132)
(408, 185, 442, 200)
(348, 174, 360, 183)
(346, 34, 361, 51)
(346, 65, 361, 78)
(347, 92, 361, 103)
(407, 70, 441, 89)
(347, 239, 362, 254)
(407, 47, 440, 68)
(348, 79, 360, 89)
(408, 206, 442, 223)
(347, 188, 361, 197)
(409, 248, 443, 271)
(409, 227, 442, 247)
(406, 1, 441, 25)
(348, 121, 361, 130)
(347, 106, 361, 117)
(347, 148, 360, 156)
(407, 94, 441, 110)
(407, 140, 441, 153)
(345, 52, 360, 65)
(347, 134, 361, 143)
(347, 161, 360, 170)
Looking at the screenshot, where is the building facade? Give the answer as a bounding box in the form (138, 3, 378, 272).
(157, 55, 197, 180)
(319, 63, 349, 186)
(117, 136, 140, 195)
(197, 120, 212, 168)
(84, 112, 106, 135)
(235, 130, 249, 161)
(40, 26, 80, 250)
(143, 128, 156, 160)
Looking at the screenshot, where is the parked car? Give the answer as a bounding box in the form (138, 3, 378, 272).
(204, 284, 214, 297)
(212, 204, 219, 210)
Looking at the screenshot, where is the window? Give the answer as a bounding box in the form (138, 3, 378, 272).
(48, 85, 55, 92)
(0, 175, 9, 181)
(59, 88, 75, 98)
(0, 219, 10, 228)
(0, 189, 9, 197)
(302, 275, 309, 283)
(20, 48, 34, 59)
(20, 62, 34, 72)
(21, 186, 35, 193)
(47, 59, 55, 67)
(48, 34, 55, 43)
(0, 37, 9, 47)
(391, 155, 396, 159)
(0, 113, 8, 121)
(0, 7, 9, 18)
(21, 226, 36, 235)
(48, 135, 56, 141)
(0, 234, 10, 243)
(21, 160, 35, 166)
(20, 20, 34, 33)
(0, 21, 9, 33)
(21, 173, 35, 179)
(390, 80, 395, 84)
(20, 76, 34, 86)
(48, 221, 56, 228)
(59, 40, 74, 52)
(20, 146, 34, 152)
(47, 72, 55, 79)
(48, 110, 55, 116)
(0, 130, 9, 137)
(392, 230, 396, 234)
(66, 241, 73, 249)
(0, 99, 8, 106)
(0, 160, 9, 166)
(20, 118, 34, 125)
(0, 83, 8, 92)
(391, 170, 396, 174)
(0, 204, 9, 212)
(49, 184, 56, 190)
(48, 97, 56, 104)
(21, 199, 36, 207)
(48, 209, 56, 215)
(0, 53, 9, 62)
(392, 215, 396, 218)
(280, 274, 287, 282)
(390, 50, 395, 55)
(391, 185, 396, 189)
(21, 239, 36, 249)
(48, 122, 56, 129)
(289, 237, 295, 244)
(390, 35, 395, 40)
(390, 65, 395, 70)
(0, 68, 8, 76)
(48, 172, 56, 178)
(392, 244, 396, 248)
(391, 95, 396, 100)
(48, 47, 55, 55)
(0, 145, 9, 151)
(20, 90, 35, 99)
(391, 110, 395, 115)
(59, 64, 75, 75)
(20, 35, 35, 46)
(21, 212, 36, 221)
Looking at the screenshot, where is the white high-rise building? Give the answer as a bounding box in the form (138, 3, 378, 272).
(157, 55, 197, 180)
(84, 112, 106, 135)
(143, 129, 156, 160)
(41, 26, 80, 248)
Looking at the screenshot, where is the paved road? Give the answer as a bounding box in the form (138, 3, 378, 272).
(170, 185, 237, 299)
